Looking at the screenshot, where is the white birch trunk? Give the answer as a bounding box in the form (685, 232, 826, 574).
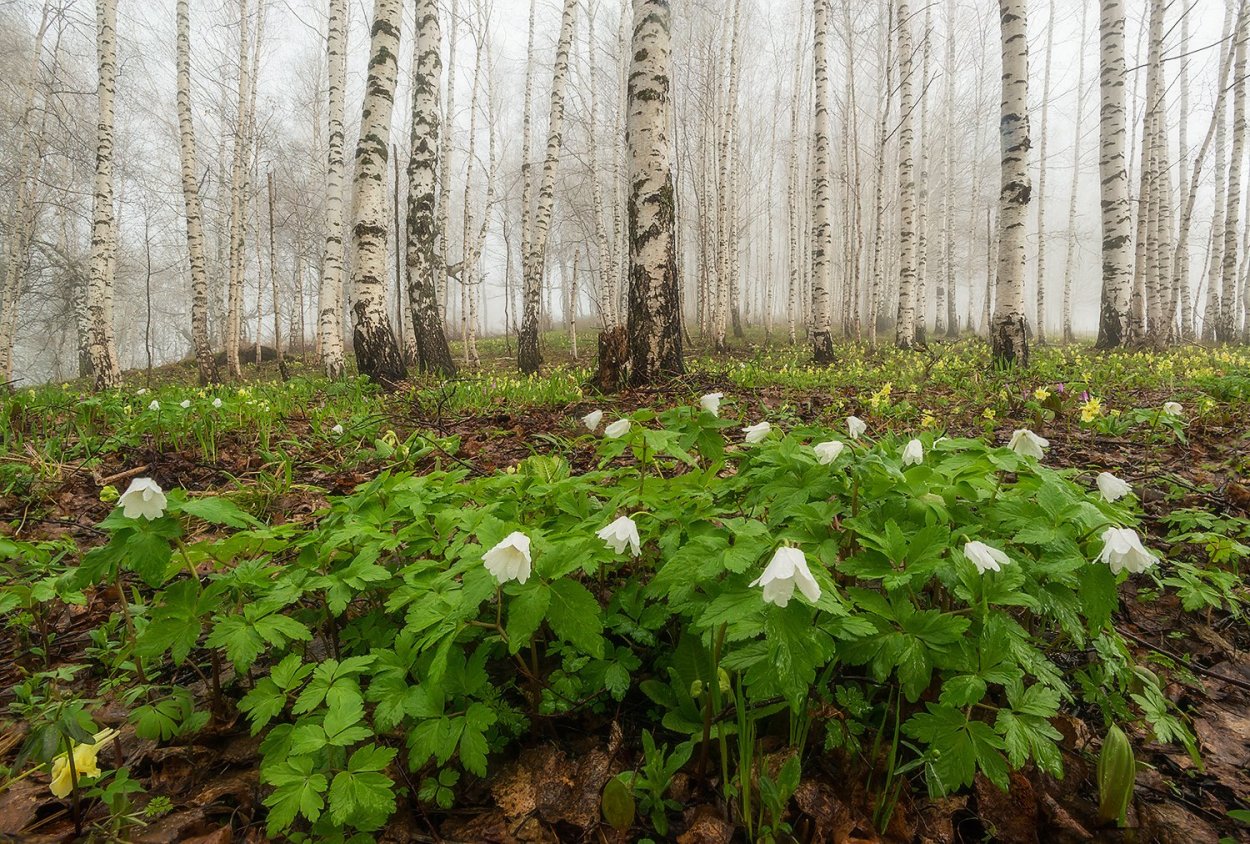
(176, 0, 218, 385)
(518, 0, 578, 373)
(438, 0, 459, 325)
(569, 248, 579, 359)
(348, 0, 407, 383)
(225, 0, 254, 378)
(991, 0, 1030, 367)
(1175, 8, 1192, 340)
(914, 2, 931, 343)
(941, 0, 958, 336)
(810, 0, 835, 362)
(1061, 0, 1090, 343)
(318, 0, 348, 378)
(586, 2, 617, 329)
(405, 0, 455, 377)
(893, 0, 918, 349)
(625, 0, 682, 383)
(1034, 0, 1055, 344)
(1096, 0, 1133, 348)
(1220, 2, 1248, 342)
(86, 0, 122, 389)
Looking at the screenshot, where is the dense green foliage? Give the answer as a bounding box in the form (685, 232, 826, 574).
(1, 341, 1247, 840)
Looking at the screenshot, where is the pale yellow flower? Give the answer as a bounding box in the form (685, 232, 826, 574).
(49, 729, 119, 798)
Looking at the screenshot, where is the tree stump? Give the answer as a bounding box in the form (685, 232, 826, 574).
(591, 326, 629, 393)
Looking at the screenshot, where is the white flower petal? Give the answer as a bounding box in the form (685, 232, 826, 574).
(596, 515, 641, 557)
(1096, 472, 1132, 503)
(483, 531, 533, 584)
(582, 409, 604, 431)
(1097, 527, 1157, 575)
(118, 478, 167, 520)
(604, 419, 631, 439)
(699, 393, 724, 416)
(751, 547, 821, 607)
(901, 438, 924, 466)
(964, 540, 1011, 574)
(743, 421, 771, 444)
(1007, 428, 1049, 459)
(813, 440, 845, 465)
(847, 416, 867, 439)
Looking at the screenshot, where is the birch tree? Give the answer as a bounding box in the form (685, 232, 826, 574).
(941, 0, 958, 337)
(1060, 0, 1090, 343)
(318, 0, 348, 378)
(176, 0, 217, 385)
(1095, 0, 1132, 349)
(810, 0, 835, 363)
(990, 0, 1030, 367)
(1033, 0, 1055, 344)
(86, 0, 122, 389)
(1220, 3, 1248, 342)
(0, 4, 52, 385)
(914, 3, 932, 343)
(348, 0, 407, 384)
(894, 0, 918, 349)
(224, 0, 256, 378)
(519, 0, 578, 374)
(407, 0, 455, 376)
(625, 0, 682, 383)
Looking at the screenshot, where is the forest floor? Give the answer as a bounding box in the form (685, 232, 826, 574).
(0, 332, 1248, 843)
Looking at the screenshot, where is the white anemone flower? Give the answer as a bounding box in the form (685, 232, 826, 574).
(847, 416, 867, 439)
(743, 421, 771, 443)
(331, 423, 344, 436)
(118, 478, 167, 520)
(136, 388, 148, 396)
(813, 440, 846, 465)
(901, 438, 924, 466)
(604, 419, 631, 439)
(964, 540, 1011, 574)
(1007, 428, 1049, 459)
(597, 515, 641, 556)
(699, 393, 724, 416)
(1096, 472, 1132, 503)
(1097, 527, 1158, 575)
(582, 409, 604, 431)
(179, 399, 191, 409)
(483, 531, 533, 584)
(212, 398, 223, 409)
(148, 400, 161, 412)
(1162, 401, 1183, 417)
(750, 547, 821, 608)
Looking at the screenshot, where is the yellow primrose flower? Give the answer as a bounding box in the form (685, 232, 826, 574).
(921, 411, 937, 429)
(1034, 387, 1051, 401)
(49, 728, 119, 798)
(1080, 397, 1103, 423)
(982, 408, 996, 420)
